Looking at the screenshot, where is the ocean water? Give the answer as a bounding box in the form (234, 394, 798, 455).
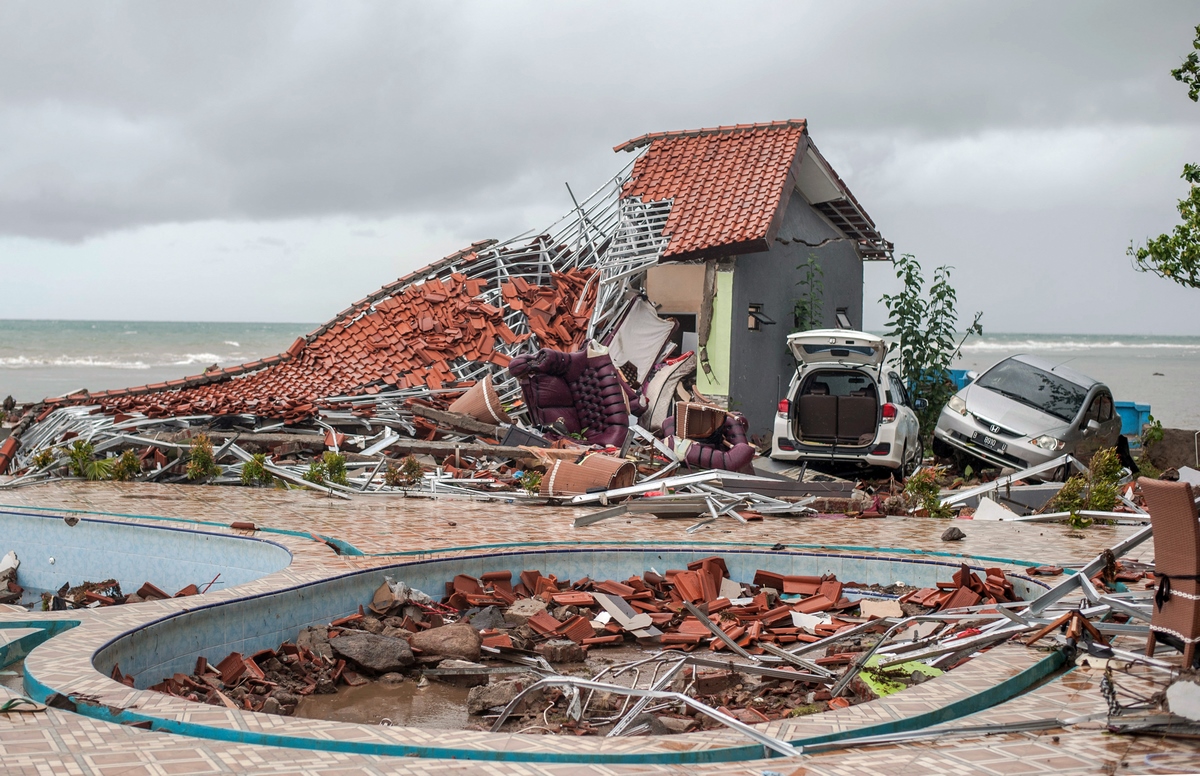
(0, 320, 314, 403)
(952, 333, 1200, 431)
(1, 323, 1197, 430)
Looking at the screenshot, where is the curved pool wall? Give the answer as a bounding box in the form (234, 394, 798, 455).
(94, 547, 1049, 690)
(0, 509, 293, 599)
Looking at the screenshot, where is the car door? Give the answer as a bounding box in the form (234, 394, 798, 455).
(1075, 390, 1120, 460)
(888, 372, 920, 455)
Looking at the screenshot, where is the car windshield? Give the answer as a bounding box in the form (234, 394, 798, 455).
(975, 359, 1088, 422)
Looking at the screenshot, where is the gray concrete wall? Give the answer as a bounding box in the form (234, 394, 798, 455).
(727, 193, 865, 439)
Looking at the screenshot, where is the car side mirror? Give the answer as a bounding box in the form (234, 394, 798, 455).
(1084, 419, 1101, 434)
(913, 398, 928, 410)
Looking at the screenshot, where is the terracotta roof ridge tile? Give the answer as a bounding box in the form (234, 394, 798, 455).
(614, 119, 807, 153)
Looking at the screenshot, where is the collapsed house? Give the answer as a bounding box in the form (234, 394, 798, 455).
(0, 119, 892, 486)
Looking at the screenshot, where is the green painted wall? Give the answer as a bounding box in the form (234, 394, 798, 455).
(696, 270, 734, 396)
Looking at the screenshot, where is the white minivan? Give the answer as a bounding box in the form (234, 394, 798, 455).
(770, 330, 922, 473)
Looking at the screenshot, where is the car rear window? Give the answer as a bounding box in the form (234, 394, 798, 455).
(801, 372, 877, 398)
(975, 359, 1088, 422)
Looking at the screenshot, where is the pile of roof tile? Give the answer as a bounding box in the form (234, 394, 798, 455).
(500, 269, 597, 352)
(899, 563, 1017, 611)
(37, 253, 596, 422)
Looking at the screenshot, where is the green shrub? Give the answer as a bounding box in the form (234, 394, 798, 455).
(322, 452, 348, 486)
(904, 467, 952, 518)
(185, 434, 221, 481)
(240, 453, 273, 486)
(302, 459, 326, 485)
(67, 440, 114, 480)
(111, 450, 141, 481)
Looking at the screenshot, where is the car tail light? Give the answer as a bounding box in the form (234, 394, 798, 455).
(777, 398, 789, 415)
(871, 443, 891, 456)
(777, 438, 796, 451)
(881, 403, 897, 423)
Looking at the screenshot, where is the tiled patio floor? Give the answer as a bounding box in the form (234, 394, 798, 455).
(0, 481, 1184, 775)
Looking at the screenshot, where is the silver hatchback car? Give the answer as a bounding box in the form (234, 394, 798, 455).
(933, 354, 1121, 470)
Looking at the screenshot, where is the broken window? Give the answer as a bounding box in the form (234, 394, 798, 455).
(747, 303, 775, 331)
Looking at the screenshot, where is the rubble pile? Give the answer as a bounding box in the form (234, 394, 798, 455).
(40, 579, 201, 610)
(148, 557, 1025, 734)
(0, 550, 20, 605)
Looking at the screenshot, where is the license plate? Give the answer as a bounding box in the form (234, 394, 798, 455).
(972, 432, 1006, 454)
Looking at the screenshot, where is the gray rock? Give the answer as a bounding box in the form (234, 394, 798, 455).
(378, 672, 406, 686)
(466, 677, 542, 715)
(506, 598, 548, 624)
(467, 605, 506, 631)
(657, 716, 693, 734)
(382, 615, 406, 629)
(260, 697, 282, 715)
(536, 639, 586, 663)
(382, 625, 414, 640)
(941, 526, 966, 542)
(432, 659, 488, 688)
(329, 631, 414, 673)
(360, 616, 385, 635)
(271, 691, 299, 706)
(297, 626, 333, 661)
(408, 623, 482, 662)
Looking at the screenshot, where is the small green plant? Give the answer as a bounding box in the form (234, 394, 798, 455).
(185, 434, 221, 481)
(302, 459, 327, 485)
(519, 470, 543, 494)
(383, 463, 403, 487)
(31, 447, 57, 470)
(66, 439, 114, 481)
(567, 428, 589, 442)
(322, 452, 349, 486)
(792, 254, 825, 332)
(881, 255, 984, 450)
(1142, 414, 1165, 448)
(111, 450, 141, 481)
(1049, 446, 1124, 528)
(904, 467, 952, 518)
(240, 453, 273, 486)
(401, 455, 423, 485)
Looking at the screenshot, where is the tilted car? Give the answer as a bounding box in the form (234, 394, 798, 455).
(932, 354, 1121, 470)
(770, 330, 922, 473)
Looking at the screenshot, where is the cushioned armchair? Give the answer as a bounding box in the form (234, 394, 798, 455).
(661, 410, 755, 473)
(1139, 477, 1200, 668)
(508, 346, 645, 448)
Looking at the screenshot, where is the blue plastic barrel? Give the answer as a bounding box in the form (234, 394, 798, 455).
(1115, 401, 1151, 436)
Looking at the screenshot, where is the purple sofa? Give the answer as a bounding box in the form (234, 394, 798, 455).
(508, 347, 645, 448)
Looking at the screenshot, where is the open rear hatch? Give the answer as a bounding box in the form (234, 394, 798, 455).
(787, 330, 886, 367)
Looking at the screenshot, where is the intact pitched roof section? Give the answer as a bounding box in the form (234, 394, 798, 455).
(616, 120, 809, 261)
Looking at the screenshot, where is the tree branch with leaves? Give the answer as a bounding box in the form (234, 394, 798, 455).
(1128, 24, 1200, 289)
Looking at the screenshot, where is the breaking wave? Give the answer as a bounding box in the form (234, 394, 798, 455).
(0, 352, 227, 370)
(961, 337, 1200, 352)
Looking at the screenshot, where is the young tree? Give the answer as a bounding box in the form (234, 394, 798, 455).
(791, 254, 825, 332)
(1128, 24, 1200, 288)
(881, 255, 983, 449)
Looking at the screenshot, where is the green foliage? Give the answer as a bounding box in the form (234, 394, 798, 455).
(31, 447, 57, 470)
(880, 255, 983, 447)
(322, 452, 348, 486)
(1129, 25, 1200, 289)
(111, 450, 141, 482)
(566, 428, 589, 442)
(240, 453, 273, 486)
(302, 459, 326, 485)
(792, 254, 825, 332)
(1172, 24, 1200, 102)
(519, 470, 543, 495)
(1142, 414, 1165, 448)
(399, 455, 423, 485)
(1049, 446, 1124, 528)
(66, 440, 113, 480)
(185, 434, 221, 481)
(904, 467, 952, 518)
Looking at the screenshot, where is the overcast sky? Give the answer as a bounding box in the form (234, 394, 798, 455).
(0, 1, 1197, 335)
